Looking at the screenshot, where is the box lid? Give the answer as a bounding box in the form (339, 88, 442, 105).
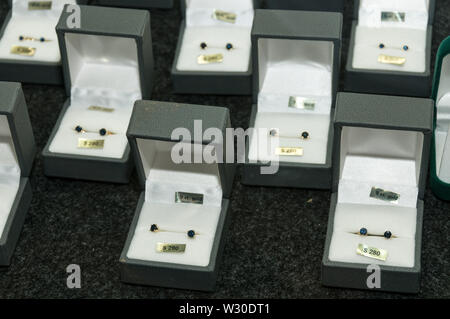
(56, 4, 154, 99)
(127, 100, 235, 199)
(251, 9, 342, 104)
(0, 82, 36, 177)
(333, 92, 433, 200)
(353, 0, 434, 26)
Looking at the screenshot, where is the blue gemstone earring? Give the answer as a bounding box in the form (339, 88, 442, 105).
(19, 35, 51, 42)
(379, 43, 409, 51)
(150, 224, 198, 238)
(359, 228, 368, 236)
(74, 125, 116, 136)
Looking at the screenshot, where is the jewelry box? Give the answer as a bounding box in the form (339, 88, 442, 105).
(41, 5, 154, 183)
(1, 1, 88, 85)
(241, 10, 342, 189)
(345, 0, 435, 97)
(0, 82, 36, 267)
(120, 100, 235, 291)
(322, 92, 433, 293)
(265, 0, 344, 13)
(172, 0, 261, 95)
(94, 0, 174, 9)
(430, 37, 450, 201)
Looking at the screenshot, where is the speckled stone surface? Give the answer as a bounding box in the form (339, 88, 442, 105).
(0, 0, 448, 299)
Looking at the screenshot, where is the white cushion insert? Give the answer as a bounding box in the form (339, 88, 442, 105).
(0, 115, 20, 240)
(177, 0, 253, 73)
(352, 0, 429, 72)
(126, 139, 222, 267)
(0, 1, 76, 63)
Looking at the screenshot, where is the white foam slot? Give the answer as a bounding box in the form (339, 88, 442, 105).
(126, 139, 222, 267)
(352, 0, 429, 73)
(176, 0, 253, 72)
(0, 115, 20, 240)
(0, 0, 76, 63)
(435, 54, 450, 182)
(248, 38, 333, 165)
(48, 33, 141, 159)
(329, 126, 423, 268)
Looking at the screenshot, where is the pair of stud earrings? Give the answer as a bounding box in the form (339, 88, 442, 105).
(269, 129, 310, 140)
(150, 224, 197, 238)
(356, 228, 395, 239)
(379, 43, 409, 51)
(74, 125, 116, 136)
(200, 42, 234, 51)
(19, 36, 51, 43)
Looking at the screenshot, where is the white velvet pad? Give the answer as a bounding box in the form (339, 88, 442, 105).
(0, 115, 20, 240)
(353, 0, 429, 73)
(328, 203, 416, 267)
(126, 139, 222, 267)
(248, 38, 333, 165)
(352, 26, 427, 73)
(176, 0, 253, 72)
(435, 54, 450, 182)
(48, 33, 141, 159)
(0, 1, 76, 63)
(329, 126, 423, 268)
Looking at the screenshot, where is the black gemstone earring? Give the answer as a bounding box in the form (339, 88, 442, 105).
(74, 125, 115, 136)
(187, 230, 196, 238)
(151, 224, 198, 238)
(200, 42, 207, 50)
(301, 131, 310, 140)
(384, 231, 393, 239)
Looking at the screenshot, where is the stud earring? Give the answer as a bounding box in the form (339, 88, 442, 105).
(225, 43, 233, 50)
(74, 126, 116, 136)
(379, 43, 409, 51)
(200, 42, 207, 50)
(150, 224, 198, 238)
(359, 228, 368, 236)
(269, 129, 310, 140)
(19, 36, 51, 42)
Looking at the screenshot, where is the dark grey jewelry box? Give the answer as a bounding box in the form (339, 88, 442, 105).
(42, 5, 154, 183)
(322, 92, 434, 293)
(0, 82, 36, 267)
(1, 1, 87, 85)
(265, 0, 344, 13)
(241, 10, 342, 189)
(94, 0, 174, 9)
(344, 0, 435, 97)
(120, 100, 235, 291)
(172, 0, 261, 95)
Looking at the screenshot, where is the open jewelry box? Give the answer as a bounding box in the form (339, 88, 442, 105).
(42, 5, 154, 183)
(322, 92, 433, 293)
(172, 0, 260, 95)
(94, 0, 174, 9)
(345, 0, 435, 97)
(265, 0, 344, 13)
(0, 82, 36, 267)
(430, 37, 450, 201)
(242, 10, 342, 189)
(120, 100, 235, 291)
(0, 0, 88, 84)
